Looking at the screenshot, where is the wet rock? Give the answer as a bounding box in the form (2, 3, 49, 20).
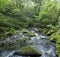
(14, 46, 41, 56)
(21, 29, 35, 37)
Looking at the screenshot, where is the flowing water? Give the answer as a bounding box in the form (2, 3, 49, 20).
(0, 28, 56, 57)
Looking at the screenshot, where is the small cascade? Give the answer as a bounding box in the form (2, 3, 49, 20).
(0, 27, 56, 57)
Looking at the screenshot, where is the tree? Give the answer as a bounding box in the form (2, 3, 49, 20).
(36, 0, 58, 27)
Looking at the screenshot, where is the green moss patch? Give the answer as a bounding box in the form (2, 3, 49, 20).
(21, 29, 35, 37)
(14, 46, 41, 56)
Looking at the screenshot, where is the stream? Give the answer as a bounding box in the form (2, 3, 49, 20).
(0, 28, 56, 57)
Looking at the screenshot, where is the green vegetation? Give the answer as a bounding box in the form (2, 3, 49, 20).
(49, 32, 60, 57)
(21, 29, 35, 37)
(0, 0, 59, 35)
(16, 46, 41, 55)
(0, 0, 60, 56)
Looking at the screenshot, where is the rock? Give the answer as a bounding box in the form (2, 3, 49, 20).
(14, 46, 41, 56)
(21, 29, 35, 37)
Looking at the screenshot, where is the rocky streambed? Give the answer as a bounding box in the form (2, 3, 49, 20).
(0, 27, 56, 57)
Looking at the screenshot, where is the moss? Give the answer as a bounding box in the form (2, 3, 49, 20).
(19, 38, 27, 47)
(21, 29, 29, 33)
(21, 29, 35, 37)
(27, 32, 35, 37)
(15, 46, 41, 55)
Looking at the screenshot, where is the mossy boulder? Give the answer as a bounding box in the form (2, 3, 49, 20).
(14, 46, 41, 56)
(21, 29, 35, 37)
